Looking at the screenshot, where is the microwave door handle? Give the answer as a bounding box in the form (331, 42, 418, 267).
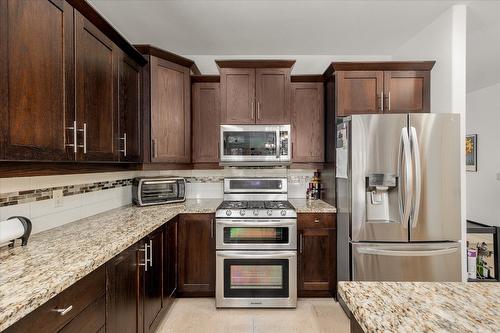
(276, 128, 281, 159)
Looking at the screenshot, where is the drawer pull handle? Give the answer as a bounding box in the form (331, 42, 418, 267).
(53, 305, 73, 316)
(314, 218, 320, 223)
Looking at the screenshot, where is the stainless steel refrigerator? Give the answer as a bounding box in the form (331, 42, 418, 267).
(336, 114, 462, 282)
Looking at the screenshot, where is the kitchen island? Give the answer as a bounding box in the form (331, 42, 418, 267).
(338, 281, 500, 333)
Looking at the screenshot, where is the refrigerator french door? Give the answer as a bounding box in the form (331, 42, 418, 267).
(336, 114, 461, 282)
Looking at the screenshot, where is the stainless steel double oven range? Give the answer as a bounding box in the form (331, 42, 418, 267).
(215, 178, 297, 308)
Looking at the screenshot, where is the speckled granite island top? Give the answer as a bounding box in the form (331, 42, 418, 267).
(338, 281, 500, 333)
(0, 199, 221, 332)
(289, 199, 336, 213)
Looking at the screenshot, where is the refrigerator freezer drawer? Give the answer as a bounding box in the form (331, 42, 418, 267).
(352, 242, 461, 282)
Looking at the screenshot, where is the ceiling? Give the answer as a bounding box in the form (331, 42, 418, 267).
(89, 0, 500, 93)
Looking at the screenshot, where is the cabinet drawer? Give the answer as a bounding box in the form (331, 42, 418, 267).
(59, 295, 105, 333)
(298, 213, 336, 229)
(5, 266, 105, 333)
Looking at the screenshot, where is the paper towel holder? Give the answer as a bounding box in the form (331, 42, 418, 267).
(1, 216, 32, 248)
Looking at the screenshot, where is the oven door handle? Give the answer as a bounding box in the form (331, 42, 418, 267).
(216, 220, 296, 227)
(217, 251, 297, 259)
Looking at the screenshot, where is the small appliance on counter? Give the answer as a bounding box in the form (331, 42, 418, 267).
(132, 177, 186, 206)
(0, 216, 32, 248)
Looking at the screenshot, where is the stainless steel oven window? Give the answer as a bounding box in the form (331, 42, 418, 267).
(223, 226, 289, 244)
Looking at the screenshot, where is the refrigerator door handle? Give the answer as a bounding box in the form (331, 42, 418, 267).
(357, 246, 458, 257)
(410, 127, 422, 229)
(397, 127, 413, 228)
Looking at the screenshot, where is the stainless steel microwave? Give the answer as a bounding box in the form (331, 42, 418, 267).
(219, 125, 291, 166)
(132, 177, 186, 206)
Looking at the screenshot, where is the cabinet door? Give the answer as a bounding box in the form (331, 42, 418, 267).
(178, 214, 215, 296)
(255, 68, 290, 124)
(384, 71, 430, 113)
(164, 218, 177, 309)
(144, 229, 164, 333)
(220, 68, 255, 124)
(75, 11, 118, 161)
(336, 71, 384, 116)
(291, 82, 324, 163)
(0, 0, 74, 161)
(118, 53, 142, 162)
(150, 57, 191, 163)
(192, 82, 220, 163)
(106, 242, 144, 333)
(298, 228, 336, 297)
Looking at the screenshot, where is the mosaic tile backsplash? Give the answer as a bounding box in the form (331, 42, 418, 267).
(0, 169, 315, 234)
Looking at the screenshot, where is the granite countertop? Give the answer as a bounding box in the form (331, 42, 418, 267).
(0, 199, 221, 332)
(289, 199, 337, 213)
(338, 281, 500, 333)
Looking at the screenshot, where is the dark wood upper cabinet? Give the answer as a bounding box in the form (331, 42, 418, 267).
(297, 213, 336, 298)
(326, 62, 435, 117)
(255, 68, 291, 124)
(220, 68, 256, 124)
(192, 82, 220, 163)
(291, 82, 324, 163)
(144, 228, 164, 333)
(336, 71, 384, 116)
(177, 214, 216, 296)
(137, 46, 192, 164)
(0, 0, 74, 161)
(74, 11, 118, 162)
(383, 71, 430, 113)
(218, 60, 294, 125)
(118, 52, 142, 162)
(106, 243, 144, 333)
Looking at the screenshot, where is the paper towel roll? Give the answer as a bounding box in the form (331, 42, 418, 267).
(0, 218, 25, 247)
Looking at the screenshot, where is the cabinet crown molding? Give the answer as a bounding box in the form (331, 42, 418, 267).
(134, 44, 198, 73)
(323, 61, 436, 77)
(216, 59, 296, 70)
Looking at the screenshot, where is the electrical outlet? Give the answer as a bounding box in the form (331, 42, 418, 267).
(53, 189, 64, 207)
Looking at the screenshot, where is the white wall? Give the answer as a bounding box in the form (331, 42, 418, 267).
(187, 55, 392, 75)
(466, 82, 500, 227)
(393, 4, 468, 280)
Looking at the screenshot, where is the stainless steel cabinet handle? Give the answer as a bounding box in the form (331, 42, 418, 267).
(149, 239, 153, 268)
(299, 234, 304, 254)
(52, 305, 73, 316)
(65, 120, 77, 153)
(257, 101, 261, 120)
(77, 123, 87, 154)
(139, 243, 149, 271)
(151, 139, 157, 158)
(388, 92, 391, 111)
(119, 133, 127, 157)
(314, 218, 320, 223)
(380, 92, 384, 111)
(250, 99, 255, 120)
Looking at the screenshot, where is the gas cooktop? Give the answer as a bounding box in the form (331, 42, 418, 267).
(216, 200, 296, 218)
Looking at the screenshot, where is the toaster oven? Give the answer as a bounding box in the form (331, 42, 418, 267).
(132, 177, 186, 206)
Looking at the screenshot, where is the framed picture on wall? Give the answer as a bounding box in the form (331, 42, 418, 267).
(466, 134, 477, 172)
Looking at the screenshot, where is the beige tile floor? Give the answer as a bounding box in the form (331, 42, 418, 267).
(156, 298, 350, 333)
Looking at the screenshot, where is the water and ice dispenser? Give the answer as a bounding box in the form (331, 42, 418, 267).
(365, 174, 397, 222)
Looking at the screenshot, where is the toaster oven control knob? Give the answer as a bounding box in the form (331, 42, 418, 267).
(267, 210, 273, 216)
(226, 210, 232, 216)
(240, 209, 246, 216)
(253, 210, 259, 216)
(281, 210, 287, 216)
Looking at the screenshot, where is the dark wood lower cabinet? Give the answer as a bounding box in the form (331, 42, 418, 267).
(164, 217, 178, 307)
(144, 228, 164, 333)
(106, 242, 144, 333)
(297, 214, 337, 298)
(177, 214, 216, 296)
